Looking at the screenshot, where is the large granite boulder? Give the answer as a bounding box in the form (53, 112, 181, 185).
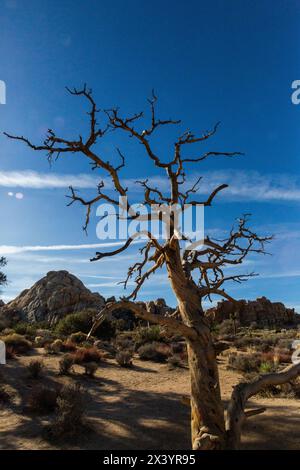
(205, 296, 296, 327)
(0, 270, 105, 325)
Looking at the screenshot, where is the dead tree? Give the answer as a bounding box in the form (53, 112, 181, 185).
(5, 86, 300, 449)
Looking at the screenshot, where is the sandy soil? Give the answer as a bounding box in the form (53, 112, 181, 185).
(0, 350, 299, 450)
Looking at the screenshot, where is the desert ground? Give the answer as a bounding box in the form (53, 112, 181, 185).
(0, 348, 299, 450)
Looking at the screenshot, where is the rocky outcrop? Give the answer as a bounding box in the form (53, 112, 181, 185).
(206, 296, 296, 327)
(0, 270, 105, 325)
(146, 298, 175, 317)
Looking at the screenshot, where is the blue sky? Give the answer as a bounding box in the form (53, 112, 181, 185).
(0, 0, 300, 310)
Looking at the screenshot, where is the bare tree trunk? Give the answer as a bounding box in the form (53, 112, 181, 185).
(166, 244, 226, 449)
(181, 300, 226, 449)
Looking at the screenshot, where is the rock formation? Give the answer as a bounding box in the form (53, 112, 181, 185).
(0, 270, 105, 325)
(205, 296, 296, 327)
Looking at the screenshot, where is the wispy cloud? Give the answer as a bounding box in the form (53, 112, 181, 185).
(0, 170, 98, 189)
(0, 240, 142, 256)
(1, 169, 300, 202)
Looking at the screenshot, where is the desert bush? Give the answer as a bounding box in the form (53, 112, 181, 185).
(218, 319, 235, 336)
(0, 384, 11, 404)
(115, 350, 133, 368)
(115, 335, 135, 352)
(35, 336, 47, 347)
(5, 346, 16, 360)
(59, 354, 74, 375)
(72, 347, 102, 365)
(135, 325, 162, 347)
(84, 361, 98, 377)
(1, 328, 15, 336)
(45, 339, 64, 354)
(138, 342, 169, 363)
(167, 354, 184, 369)
(228, 353, 262, 373)
(69, 331, 87, 344)
(27, 386, 59, 414)
(3, 333, 32, 354)
(273, 347, 292, 364)
(61, 339, 77, 352)
(54, 310, 96, 336)
(27, 360, 44, 379)
(170, 342, 186, 354)
(259, 361, 276, 374)
(14, 322, 37, 338)
(46, 383, 86, 439)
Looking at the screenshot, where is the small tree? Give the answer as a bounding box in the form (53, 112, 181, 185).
(5, 87, 300, 449)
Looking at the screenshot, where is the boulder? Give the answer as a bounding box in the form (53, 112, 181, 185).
(206, 296, 296, 328)
(0, 270, 105, 325)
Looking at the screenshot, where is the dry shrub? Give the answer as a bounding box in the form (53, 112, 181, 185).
(46, 383, 87, 440)
(72, 347, 102, 365)
(59, 354, 74, 375)
(115, 335, 135, 352)
(228, 353, 262, 373)
(0, 385, 11, 404)
(61, 340, 77, 352)
(167, 354, 184, 369)
(47, 339, 63, 354)
(5, 346, 16, 360)
(27, 385, 59, 414)
(138, 342, 169, 363)
(3, 333, 32, 354)
(115, 350, 133, 368)
(27, 359, 44, 379)
(84, 361, 98, 377)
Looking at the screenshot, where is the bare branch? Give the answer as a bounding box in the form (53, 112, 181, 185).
(226, 362, 300, 449)
(88, 300, 198, 340)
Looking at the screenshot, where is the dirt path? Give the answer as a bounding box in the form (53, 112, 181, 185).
(0, 352, 299, 450)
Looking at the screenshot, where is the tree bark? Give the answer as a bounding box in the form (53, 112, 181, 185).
(165, 243, 226, 449)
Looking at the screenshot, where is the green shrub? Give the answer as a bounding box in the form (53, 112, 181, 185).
(69, 332, 87, 344)
(138, 342, 169, 363)
(259, 361, 275, 374)
(3, 333, 32, 354)
(54, 310, 116, 338)
(135, 325, 162, 347)
(27, 360, 44, 379)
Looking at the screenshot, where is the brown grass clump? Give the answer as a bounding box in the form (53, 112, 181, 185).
(27, 359, 44, 379)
